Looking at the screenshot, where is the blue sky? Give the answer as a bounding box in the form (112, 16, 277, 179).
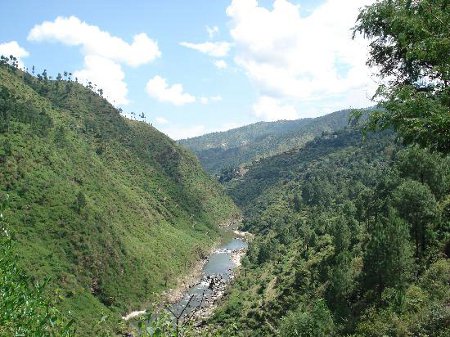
(0, 0, 376, 139)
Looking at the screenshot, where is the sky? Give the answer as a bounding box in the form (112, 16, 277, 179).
(0, 0, 377, 140)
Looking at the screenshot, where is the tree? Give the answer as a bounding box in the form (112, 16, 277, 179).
(74, 191, 87, 214)
(0, 86, 13, 132)
(396, 146, 449, 199)
(362, 210, 413, 299)
(279, 299, 335, 337)
(293, 193, 301, 212)
(393, 179, 438, 260)
(353, 0, 450, 153)
(326, 215, 356, 318)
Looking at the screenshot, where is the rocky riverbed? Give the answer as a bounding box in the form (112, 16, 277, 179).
(167, 237, 249, 321)
(187, 246, 248, 322)
(122, 233, 251, 324)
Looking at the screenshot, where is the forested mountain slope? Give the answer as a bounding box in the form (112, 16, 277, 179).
(209, 0, 450, 333)
(179, 109, 354, 174)
(212, 129, 450, 336)
(0, 63, 238, 335)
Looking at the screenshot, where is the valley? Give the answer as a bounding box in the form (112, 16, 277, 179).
(1, 56, 449, 337)
(1, 1, 449, 336)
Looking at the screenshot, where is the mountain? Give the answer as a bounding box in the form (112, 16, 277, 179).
(211, 129, 450, 336)
(0, 63, 238, 335)
(178, 109, 354, 175)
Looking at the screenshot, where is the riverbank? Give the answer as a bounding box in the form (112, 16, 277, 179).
(122, 219, 249, 322)
(122, 243, 215, 321)
(164, 244, 217, 305)
(164, 234, 250, 307)
(188, 242, 249, 322)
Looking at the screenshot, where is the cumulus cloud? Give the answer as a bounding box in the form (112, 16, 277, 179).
(179, 41, 231, 58)
(28, 16, 161, 105)
(0, 41, 29, 68)
(74, 55, 129, 105)
(226, 0, 376, 116)
(146, 76, 222, 106)
(28, 16, 161, 67)
(214, 60, 228, 69)
(252, 96, 298, 121)
(146, 76, 196, 106)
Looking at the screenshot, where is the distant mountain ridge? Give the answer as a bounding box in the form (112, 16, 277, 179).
(179, 109, 355, 174)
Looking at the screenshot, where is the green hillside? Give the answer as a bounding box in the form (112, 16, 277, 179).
(211, 129, 450, 336)
(179, 109, 354, 175)
(0, 62, 238, 335)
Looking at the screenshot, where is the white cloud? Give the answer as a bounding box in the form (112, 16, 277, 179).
(162, 120, 254, 140)
(28, 16, 161, 67)
(74, 55, 128, 105)
(155, 117, 169, 125)
(214, 60, 228, 69)
(28, 16, 161, 105)
(252, 96, 298, 121)
(226, 0, 376, 114)
(180, 41, 231, 58)
(146, 76, 221, 106)
(146, 76, 196, 106)
(161, 124, 207, 140)
(206, 25, 219, 39)
(200, 95, 223, 104)
(0, 41, 29, 68)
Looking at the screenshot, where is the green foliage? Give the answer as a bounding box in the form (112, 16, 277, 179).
(353, 0, 450, 153)
(279, 300, 335, 337)
(362, 210, 413, 299)
(0, 198, 75, 337)
(212, 130, 450, 336)
(354, 259, 450, 337)
(0, 63, 238, 335)
(393, 179, 438, 260)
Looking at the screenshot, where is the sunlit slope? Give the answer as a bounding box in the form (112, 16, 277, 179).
(0, 64, 238, 334)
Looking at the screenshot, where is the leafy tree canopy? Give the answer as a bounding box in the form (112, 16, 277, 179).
(353, 0, 450, 153)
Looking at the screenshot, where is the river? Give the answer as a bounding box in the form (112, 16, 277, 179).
(122, 233, 250, 323)
(169, 237, 248, 320)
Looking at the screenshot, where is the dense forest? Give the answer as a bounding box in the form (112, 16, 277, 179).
(0, 59, 238, 336)
(211, 129, 449, 336)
